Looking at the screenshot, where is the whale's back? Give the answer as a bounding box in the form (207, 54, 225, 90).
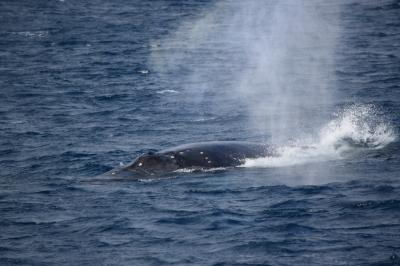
(100, 141, 274, 179)
(160, 141, 273, 168)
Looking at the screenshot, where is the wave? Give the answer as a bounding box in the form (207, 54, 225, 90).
(244, 104, 396, 168)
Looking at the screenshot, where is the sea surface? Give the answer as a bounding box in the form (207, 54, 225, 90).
(1, 0, 400, 265)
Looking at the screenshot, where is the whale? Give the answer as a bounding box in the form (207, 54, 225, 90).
(102, 141, 274, 179)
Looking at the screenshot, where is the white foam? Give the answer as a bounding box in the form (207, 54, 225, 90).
(156, 89, 179, 94)
(174, 167, 227, 173)
(243, 105, 396, 168)
(14, 31, 49, 38)
(193, 116, 216, 122)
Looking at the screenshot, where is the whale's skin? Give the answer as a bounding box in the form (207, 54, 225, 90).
(104, 141, 274, 178)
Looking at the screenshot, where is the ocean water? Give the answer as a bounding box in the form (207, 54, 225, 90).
(1, 0, 400, 265)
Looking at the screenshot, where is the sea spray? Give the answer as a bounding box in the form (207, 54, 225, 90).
(149, 0, 341, 142)
(234, 0, 341, 144)
(244, 104, 396, 168)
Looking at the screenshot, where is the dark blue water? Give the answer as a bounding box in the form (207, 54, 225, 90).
(1, 1, 400, 265)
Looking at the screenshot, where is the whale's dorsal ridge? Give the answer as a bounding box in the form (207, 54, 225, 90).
(103, 141, 273, 179)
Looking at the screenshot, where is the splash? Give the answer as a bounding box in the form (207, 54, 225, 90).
(319, 104, 395, 151)
(244, 105, 396, 168)
(174, 167, 227, 173)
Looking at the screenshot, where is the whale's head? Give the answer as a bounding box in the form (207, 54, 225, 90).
(126, 152, 179, 175)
